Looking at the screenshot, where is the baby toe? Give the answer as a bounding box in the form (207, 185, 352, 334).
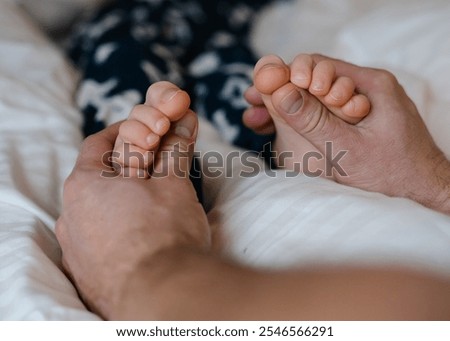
(323, 76, 355, 107)
(254, 55, 290, 95)
(129, 104, 171, 136)
(118, 119, 160, 150)
(310, 60, 336, 97)
(145, 81, 191, 122)
(290, 53, 314, 89)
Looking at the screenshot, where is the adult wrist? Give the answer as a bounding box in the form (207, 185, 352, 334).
(415, 155, 450, 214)
(431, 157, 450, 213)
(108, 246, 199, 320)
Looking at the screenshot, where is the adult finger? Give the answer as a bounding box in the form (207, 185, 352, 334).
(153, 110, 198, 179)
(75, 122, 122, 172)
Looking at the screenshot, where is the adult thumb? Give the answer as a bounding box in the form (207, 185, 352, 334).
(152, 110, 198, 179)
(272, 85, 354, 151)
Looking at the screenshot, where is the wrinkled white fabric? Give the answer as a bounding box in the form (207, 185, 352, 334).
(1, 0, 449, 320)
(0, 0, 99, 320)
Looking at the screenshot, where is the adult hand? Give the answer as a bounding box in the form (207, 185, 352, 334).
(244, 55, 450, 213)
(56, 98, 450, 322)
(55, 120, 210, 318)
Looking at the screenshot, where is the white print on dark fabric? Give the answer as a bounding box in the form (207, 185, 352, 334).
(189, 52, 221, 77)
(131, 23, 158, 41)
(141, 61, 165, 83)
(94, 43, 119, 64)
(193, 83, 209, 118)
(151, 45, 184, 84)
(71, 0, 275, 149)
(164, 9, 194, 43)
(131, 6, 150, 22)
(212, 109, 239, 143)
(209, 31, 237, 48)
(222, 63, 253, 79)
(180, 1, 206, 23)
(188, 54, 252, 143)
(81, 13, 123, 41)
(230, 4, 254, 28)
(78, 79, 142, 126)
(220, 76, 251, 109)
(140, 60, 183, 85)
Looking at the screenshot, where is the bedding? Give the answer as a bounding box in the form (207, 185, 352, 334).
(0, 0, 449, 320)
(13, 0, 111, 36)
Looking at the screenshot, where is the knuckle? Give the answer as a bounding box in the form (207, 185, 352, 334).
(371, 69, 398, 86)
(310, 53, 324, 60)
(62, 167, 91, 199)
(129, 104, 146, 118)
(82, 134, 97, 148)
(118, 121, 130, 135)
(62, 173, 77, 197)
(316, 60, 332, 69)
(294, 53, 312, 63)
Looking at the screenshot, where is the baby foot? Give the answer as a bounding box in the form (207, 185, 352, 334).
(251, 54, 371, 175)
(112, 81, 192, 178)
(290, 54, 371, 122)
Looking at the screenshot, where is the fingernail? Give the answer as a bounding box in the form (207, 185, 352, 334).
(162, 88, 182, 103)
(281, 89, 303, 115)
(175, 113, 197, 138)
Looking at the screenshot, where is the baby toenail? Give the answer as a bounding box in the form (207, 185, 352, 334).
(175, 114, 197, 138)
(329, 92, 342, 101)
(262, 64, 283, 71)
(146, 133, 159, 147)
(162, 88, 182, 103)
(292, 75, 309, 87)
(155, 118, 169, 134)
(280, 89, 303, 115)
(311, 82, 324, 92)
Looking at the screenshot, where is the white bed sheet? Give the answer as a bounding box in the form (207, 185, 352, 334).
(0, 0, 449, 320)
(0, 0, 99, 320)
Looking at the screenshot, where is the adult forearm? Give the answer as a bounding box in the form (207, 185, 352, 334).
(107, 247, 450, 321)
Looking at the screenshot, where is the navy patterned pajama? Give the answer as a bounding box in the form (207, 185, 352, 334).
(68, 0, 282, 201)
